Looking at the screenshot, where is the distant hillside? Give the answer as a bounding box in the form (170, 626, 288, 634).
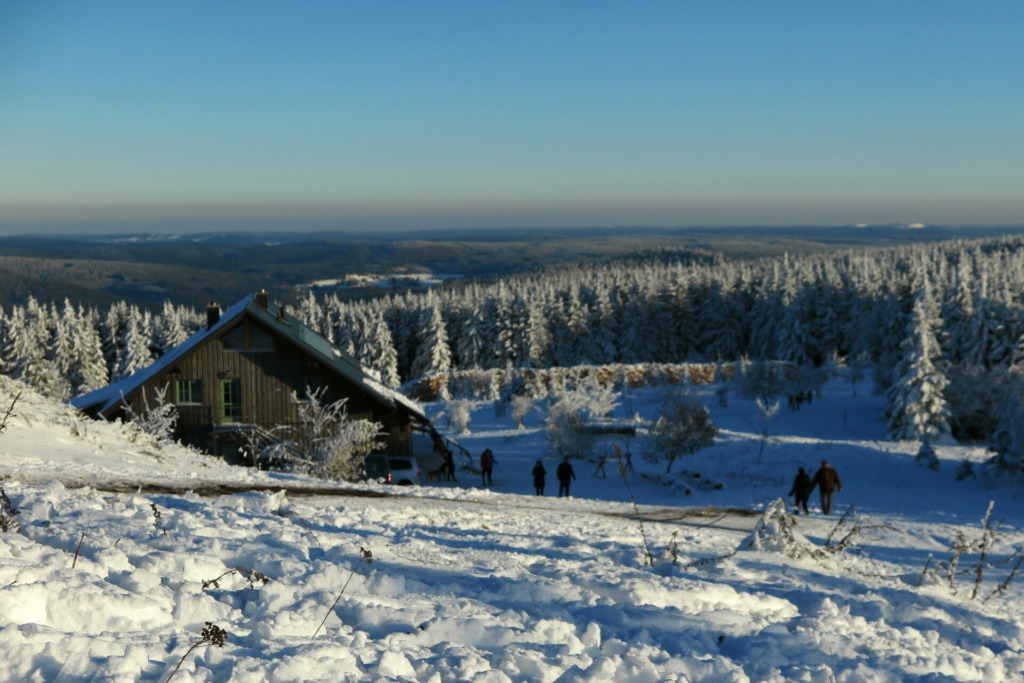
(0, 224, 1021, 309)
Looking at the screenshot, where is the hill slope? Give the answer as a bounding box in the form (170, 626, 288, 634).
(1, 374, 1023, 681)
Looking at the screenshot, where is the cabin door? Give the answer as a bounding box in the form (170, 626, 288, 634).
(219, 378, 242, 422)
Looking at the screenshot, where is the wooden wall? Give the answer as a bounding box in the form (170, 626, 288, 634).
(120, 314, 412, 461)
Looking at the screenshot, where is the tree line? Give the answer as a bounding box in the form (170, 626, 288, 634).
(3, 234, 1024, 463)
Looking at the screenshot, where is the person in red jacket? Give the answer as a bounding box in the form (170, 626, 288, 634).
(480, 448, 495, 486)
(812, 460, 842, 514)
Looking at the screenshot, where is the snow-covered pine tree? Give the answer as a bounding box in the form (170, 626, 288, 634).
(692, 279, 745, 362)
(774, 285, 815, 367)
(154, 300, 192, 353)
(940, 256, 975, 365)
(14, 298, 69, 399)
(0, 307, 16, 376)
(359, 312, 401, 388)
(747, 267, 785, 360)
(49, 301, 76, 382)
(886, 282, 951, 441)
(805, 267, 848, 365)
(615, 285, 653, 364)
(113, 308, 154, 381)
(68, 305, 109, 395)
(494, 295, 531, 368)
(331, 305, 360, 358)
(409, 304, 452, 397)
(477, 293, 506, 369)
(386, 296, 421, 379)
(524, 301, 553, 368)
(101, 300, 130, 381)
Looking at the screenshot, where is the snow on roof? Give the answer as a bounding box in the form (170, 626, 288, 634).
(70, 295, 255, 414)
(70, 293, 425, 421)
(363, 373, 428, 423)
(243, 298, 426, 421)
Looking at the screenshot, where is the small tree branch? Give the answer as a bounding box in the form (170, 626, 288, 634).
(312, 547, 373, 638)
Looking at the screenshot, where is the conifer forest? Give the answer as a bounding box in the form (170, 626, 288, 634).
(5, 234, 1024, 463)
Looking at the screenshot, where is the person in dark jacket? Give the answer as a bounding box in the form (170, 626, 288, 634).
(788, 467, 814, 514)
(556, 458, 576, 498)
(480, 448, 495, 486)
(812, 460, 842, 514)
(442, 448, 456, 482)
(531, 460, 547, 496)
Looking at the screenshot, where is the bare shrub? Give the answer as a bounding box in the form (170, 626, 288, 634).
(614, 444, 653, 567)
(202, 566, 270, 593)
(167, 622, 228, 681)
(923, 501, 1024, 600)
(313, 547, 373, 638)
(735, 359, 788, 403)
(0, 487, 20, 532)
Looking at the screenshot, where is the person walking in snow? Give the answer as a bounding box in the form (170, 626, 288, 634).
(812, 460, 842, 515)
(556, 458, 575, 498)
(442, 448, 456, 482)
(480, 448, 495, 486)
(531, 460, 547, 496)
(788, 466, 814, 515)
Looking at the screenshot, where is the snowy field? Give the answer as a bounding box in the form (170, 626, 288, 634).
(2, 374, 1023, 682)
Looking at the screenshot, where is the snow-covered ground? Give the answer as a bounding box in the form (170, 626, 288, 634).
(2, 373, 1023, 682)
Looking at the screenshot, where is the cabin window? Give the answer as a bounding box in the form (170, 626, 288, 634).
(222, 322, 274, 353)
(175, 379, 203, 405)
(220, 378, 242, 422)
(222, 324, 246, 350)
(249, 325, 274, 351)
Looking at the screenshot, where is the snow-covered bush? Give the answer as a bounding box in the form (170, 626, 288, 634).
(544, 393, 595, 460)
(735, 359, 788, 403)
(643, 391, 718, 474)
(753, 396, 780, 461)
(445, 399, 474, 435)
(510, 394, 534, 429)
(944, 365, 1009, 442)
(989, 372, 1024, 473)
(915, 441, 939, 470)
(544, 379, 622, 460)
(573, 374, 621, 419)
(120, 384, 177, 446)
(955, 458, 977, 481)
(741, 498, 818, 559)
(276, 387, 382, 481)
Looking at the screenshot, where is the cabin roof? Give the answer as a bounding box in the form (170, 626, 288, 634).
(70, 293, 426, 421)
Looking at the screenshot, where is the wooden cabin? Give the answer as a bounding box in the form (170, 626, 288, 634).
(71, 292, 431, 465)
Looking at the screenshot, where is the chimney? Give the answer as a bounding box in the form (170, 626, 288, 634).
(206, 302, 221, 328)
(254, 290, 269, 308)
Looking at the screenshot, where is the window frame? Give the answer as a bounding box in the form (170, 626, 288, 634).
(174, 379, 203, 405)
(219, 378, 242, 422)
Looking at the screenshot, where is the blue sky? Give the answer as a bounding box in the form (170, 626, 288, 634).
(1, 1, 1022, 233)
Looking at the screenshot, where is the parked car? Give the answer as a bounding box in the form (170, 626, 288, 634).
(360, 454, 422, 486)
(386, 456, 422, 486)
(361, 454, 391, 483)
